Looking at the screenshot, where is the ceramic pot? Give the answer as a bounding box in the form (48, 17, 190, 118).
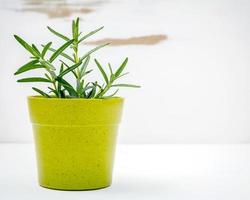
(28, 96, 124, 190)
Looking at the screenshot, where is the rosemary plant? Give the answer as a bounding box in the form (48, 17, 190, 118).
(14, 18, 140, 98)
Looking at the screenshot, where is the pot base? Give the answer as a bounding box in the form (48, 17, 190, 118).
(39, 183, 111, 191)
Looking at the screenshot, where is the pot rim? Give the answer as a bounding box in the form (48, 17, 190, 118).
(27, 95, 124, 102)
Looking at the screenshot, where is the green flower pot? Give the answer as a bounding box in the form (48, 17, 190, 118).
(28, 96, 124, 190)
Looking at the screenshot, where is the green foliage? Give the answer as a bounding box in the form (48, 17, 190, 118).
(14, 18, 140, 98)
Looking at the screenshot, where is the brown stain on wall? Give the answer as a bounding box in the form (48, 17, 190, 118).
(20, 6, 93, 18)
(20, 0, 93, 18)
(86, 34, 167, 46)
(23, 0, 105, 7)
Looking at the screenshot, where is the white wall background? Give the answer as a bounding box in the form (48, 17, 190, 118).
(0, 0, 250, 143)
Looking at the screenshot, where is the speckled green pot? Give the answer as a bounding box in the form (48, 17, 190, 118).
(27, 96, 124, 190)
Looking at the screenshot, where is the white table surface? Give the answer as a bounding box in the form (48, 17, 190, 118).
(0, 144, 249, 200)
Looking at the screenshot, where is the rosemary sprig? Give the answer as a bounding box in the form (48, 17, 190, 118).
(14, 17, 140, 98)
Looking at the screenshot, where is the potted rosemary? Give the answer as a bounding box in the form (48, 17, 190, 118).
(14, 18, 139, 190)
